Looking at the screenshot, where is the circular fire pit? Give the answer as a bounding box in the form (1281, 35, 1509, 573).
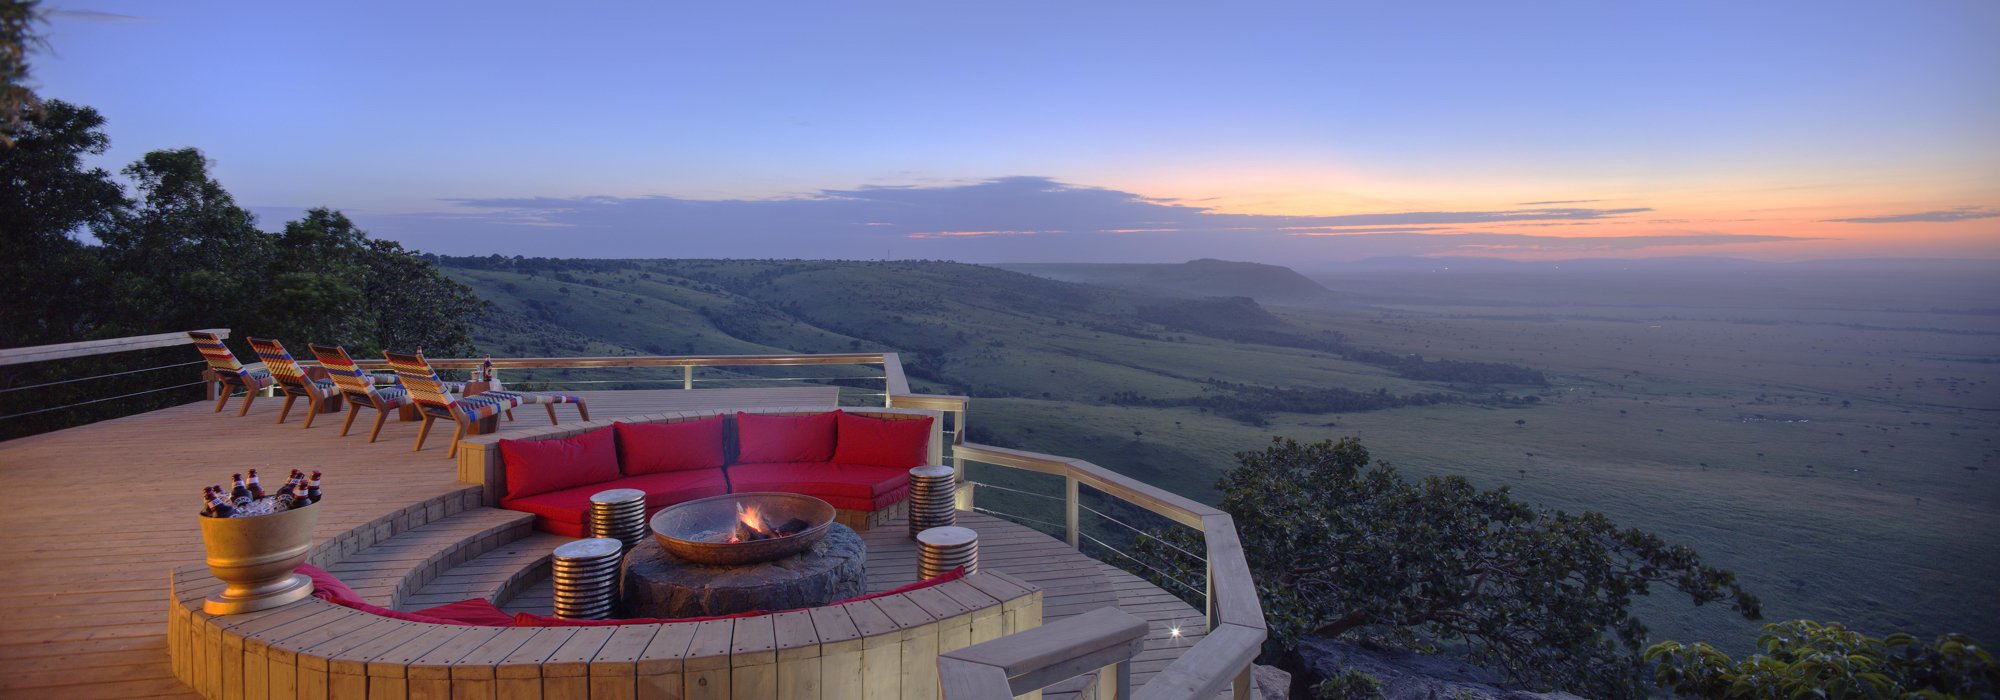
(622, 522, 865, 618)
(649, 492, 835, 566)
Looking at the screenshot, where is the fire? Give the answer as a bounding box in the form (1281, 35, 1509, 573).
(728, 502, 776, 543)
(723, 500, 810, 543)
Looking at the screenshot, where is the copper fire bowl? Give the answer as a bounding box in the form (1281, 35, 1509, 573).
(199, 501, 318, 615)
(649, 492, 834, 565)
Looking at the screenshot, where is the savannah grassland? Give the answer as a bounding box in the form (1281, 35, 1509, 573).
(440, 257, 1998, 651)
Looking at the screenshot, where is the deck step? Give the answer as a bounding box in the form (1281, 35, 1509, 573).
(394, 531, 572, 611)
(320, 506, 536, 607)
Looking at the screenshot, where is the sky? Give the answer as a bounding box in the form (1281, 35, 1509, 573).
(31, 1, 2000, 263)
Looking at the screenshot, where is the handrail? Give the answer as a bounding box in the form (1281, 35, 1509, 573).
(0, 328, 230, 366)
(945, 441, 1267, 699)
(939, 607, 1149, 700)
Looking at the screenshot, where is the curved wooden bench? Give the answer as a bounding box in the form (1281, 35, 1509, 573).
(169, 564, 1040, 700)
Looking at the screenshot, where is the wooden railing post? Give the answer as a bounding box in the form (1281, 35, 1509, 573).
(1065, 475, 1081, 549)
(682, 365, 693, 390)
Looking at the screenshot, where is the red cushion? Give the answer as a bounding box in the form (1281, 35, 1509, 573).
(832, 412, 934, 469)
(510, 568, 967, 627)
(413, 598, 519, 626)
(501, 426, 620, 499)
(298, 564, 513, 626)
(503, 470, 728, 537)
(735, 411, 837, 464)
(300, 563, 365, 606)
(618, 470, 731, 513)
(616, 417, 726, 475)
(512, 607, 771, 627)
(725, 462, 910, 511)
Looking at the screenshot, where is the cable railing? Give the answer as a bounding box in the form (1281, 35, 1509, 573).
(945, 442, 1265, 700)
(0, 329, 232, 436)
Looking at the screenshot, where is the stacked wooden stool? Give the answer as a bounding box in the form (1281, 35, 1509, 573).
(915, 525, 979, 578)
(907, 464, 957, 539)
(588, 488, 647, 549)
(551, 538, 622, 620)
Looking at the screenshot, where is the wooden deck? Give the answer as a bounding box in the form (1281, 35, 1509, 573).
(0, 388, 1213, 699)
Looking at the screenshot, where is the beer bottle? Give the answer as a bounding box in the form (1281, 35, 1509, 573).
(200, 486, 216, 517)
(207, 489, 238, 518)
(246, 469, 267, 499)
(274, 476, 299, 509)
(306, 471, 323, 505)
(229, 474, 252, 505)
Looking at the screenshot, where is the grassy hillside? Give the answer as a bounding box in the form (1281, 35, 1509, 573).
(436, 256, 1998, 652)
(995, 258, 1331, 303)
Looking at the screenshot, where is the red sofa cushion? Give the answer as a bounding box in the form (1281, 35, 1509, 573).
(616, 417, 726, 475)
(299, 564, 514, 626)
(512, 568, 966, 627)
(735, 411, 836, 464)
(504, 470, 728, 537)
(500, 426, 620, 499)
(725, 462, 910, 512)
(832, 412, 934, 469)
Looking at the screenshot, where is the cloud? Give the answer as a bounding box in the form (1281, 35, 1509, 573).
(1516, 199, 1602, 206)
(1823, 206, 2000, 224)
(47, 9, 154, 23)
(1285, 231, 1821, 256)
(349, 176, 1799, 262)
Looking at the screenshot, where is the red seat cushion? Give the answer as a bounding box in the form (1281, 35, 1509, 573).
(832, 412, 934, 469)
(735, 411, 837, 464)
(501, 426, 620, 499)
(725, 462, 910, 512)
(298, 564, 513, 626)
(619, 470, 731, 513)
(616, 417, 726, 475)
(511, 568, 966, 627)
(503, 470, 728, 537)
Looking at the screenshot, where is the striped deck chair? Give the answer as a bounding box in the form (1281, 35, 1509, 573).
(382, 350, 589, 457)
(309, 343, 415, 443)
(188, 331, 274, 416)
(247, 337, 344, 428)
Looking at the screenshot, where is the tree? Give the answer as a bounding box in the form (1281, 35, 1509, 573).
(95, 147, 274, 336)
(0, 99, 123, 344)
(1139, 437, 1761, 699)
(2, 0, 42, 145)
(1646, 620, 1996, 699)
(1, 98, 483, 437)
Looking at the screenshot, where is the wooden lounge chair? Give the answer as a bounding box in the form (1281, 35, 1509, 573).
(308, 343, 417, 443)
(382, 350, 589, 457)
(187, 331, 275, 416)
(246, 337, 343, 428)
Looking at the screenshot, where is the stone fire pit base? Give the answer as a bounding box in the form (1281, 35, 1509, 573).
(622, 522, 865, 618)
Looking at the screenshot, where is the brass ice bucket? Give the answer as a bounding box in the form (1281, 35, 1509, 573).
(199, 502, 317, 614)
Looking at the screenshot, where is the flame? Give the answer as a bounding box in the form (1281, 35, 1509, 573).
(738, 502, 768, 532)
(729, 501, 774, 543)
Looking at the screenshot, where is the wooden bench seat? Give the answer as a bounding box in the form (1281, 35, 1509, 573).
(169, 564, 1040, 700)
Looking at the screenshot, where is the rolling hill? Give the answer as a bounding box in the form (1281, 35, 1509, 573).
(994, 258, 1332, 304)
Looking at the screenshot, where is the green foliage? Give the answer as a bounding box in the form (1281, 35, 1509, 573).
(1312, 669, 1386, 700)
(2, 0, 41, 145)
(1139, 437, 1761, 699)
(1647, 620, 1998, 699)
(0, 100, 479, 437)
(0, 99, 121, 344)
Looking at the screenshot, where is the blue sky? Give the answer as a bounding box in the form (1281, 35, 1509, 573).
(33, 1, 2000, 262)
